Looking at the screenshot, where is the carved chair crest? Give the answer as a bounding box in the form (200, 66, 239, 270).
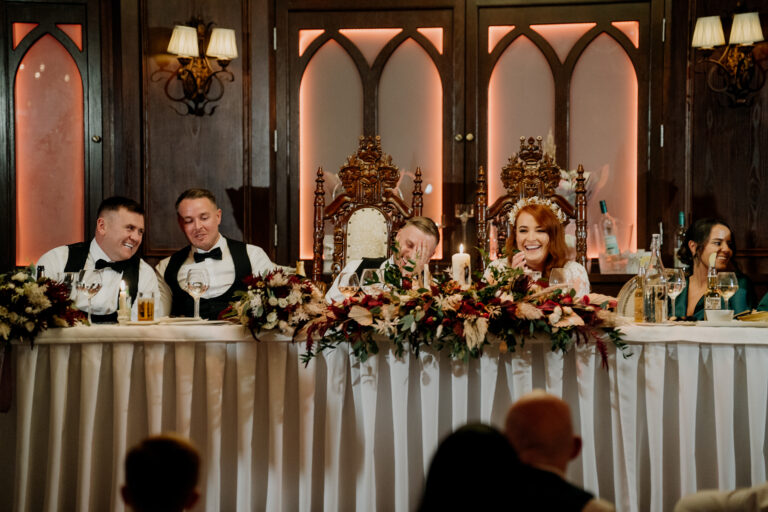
(312, 135, 423, 281)
(476, 136, 588, 269)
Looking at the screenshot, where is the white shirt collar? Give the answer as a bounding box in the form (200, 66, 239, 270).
(193, 234, 224, 254)
(90, 238, 112, 262)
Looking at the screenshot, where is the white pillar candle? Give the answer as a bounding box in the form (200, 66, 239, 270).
(452, 244, 471, 288)
(118, 280, 130, 324)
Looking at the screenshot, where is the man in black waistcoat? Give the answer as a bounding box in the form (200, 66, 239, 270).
(505, 390, 617, 511)
(37, 196, 168, 323)
(156, 188, 275, 320)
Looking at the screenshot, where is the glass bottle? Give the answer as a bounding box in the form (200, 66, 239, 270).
(599, 200, 620, 255)
(673, 211, 687, 269)
(634, 266, 645, 322)
(643, 234, 667, 323)
(703, 257, 722, 311)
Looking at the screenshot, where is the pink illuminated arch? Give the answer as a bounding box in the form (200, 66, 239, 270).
(15, 32, 85, 265)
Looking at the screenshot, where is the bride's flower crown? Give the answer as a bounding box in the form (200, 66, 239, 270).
(508, 196, 567, 224)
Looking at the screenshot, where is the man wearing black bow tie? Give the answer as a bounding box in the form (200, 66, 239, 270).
(156, 188, 275, 320)
(37, 196, 168, 322)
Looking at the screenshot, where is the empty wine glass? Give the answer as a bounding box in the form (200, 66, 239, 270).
(53, 271, 79, 299)
(76, 269, 103, 324)
(360, 268, 384, 295)
(549, 268, 567, 289)
(664, 268, 686, 318)
(454, 204, 475, 245)
(185, 268, 210, 319)
(717, 271, 739, 310)
(337, 272, 360, 299)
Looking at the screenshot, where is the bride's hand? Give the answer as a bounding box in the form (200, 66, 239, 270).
(510, 251, 526, 270)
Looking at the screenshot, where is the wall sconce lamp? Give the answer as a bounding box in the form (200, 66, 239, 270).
(164, 18, 238, 116)
(692, 12, 765, 106)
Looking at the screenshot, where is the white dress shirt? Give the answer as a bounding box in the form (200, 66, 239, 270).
(37, 239, 168, 321)
(155, 235, 275, 305)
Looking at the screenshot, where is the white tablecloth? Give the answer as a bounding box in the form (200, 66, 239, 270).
(0, 323, 766, 511)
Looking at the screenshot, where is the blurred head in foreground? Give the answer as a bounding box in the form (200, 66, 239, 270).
(419, 423, 519, 511)
(505, 389, 581, 473)
(122, 434, 200, 512)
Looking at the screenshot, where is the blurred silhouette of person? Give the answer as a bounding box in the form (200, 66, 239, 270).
(121, 434, 200, 512)
(505, 390, 616, 511)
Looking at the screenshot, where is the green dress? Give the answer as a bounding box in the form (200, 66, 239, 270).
(672, 273, 755, 320)
(758, 292, 768, 312)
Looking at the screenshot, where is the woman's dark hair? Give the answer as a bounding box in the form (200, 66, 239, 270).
(677, 217, 737, 271)
(419, 424, 520, 511)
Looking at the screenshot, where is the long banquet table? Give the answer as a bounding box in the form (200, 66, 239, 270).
(1, 322, 767, 512)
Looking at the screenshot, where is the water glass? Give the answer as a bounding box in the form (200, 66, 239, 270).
(549, 268, 567, 288)
(337, 272, 360, 299)
(643, 283, 668, 323)
(76, 269, 103, 324)
(664, 268, 686, 317)
(360, 269, 384, 295)
(185, 268, 210, 319)
(716, 272, 739, 310)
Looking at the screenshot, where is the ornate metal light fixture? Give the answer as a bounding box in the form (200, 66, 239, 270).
(164, 18, 238, 116)
(692, 11, 766, 106)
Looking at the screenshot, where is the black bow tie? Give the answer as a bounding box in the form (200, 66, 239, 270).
(193, 247, 222, 263)
(95, 259, 129, 272)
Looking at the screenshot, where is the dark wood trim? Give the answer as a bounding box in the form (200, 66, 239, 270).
(2, 2, 100, 268)
(0, 2, 9, 270)
(241, 0, 252, 243)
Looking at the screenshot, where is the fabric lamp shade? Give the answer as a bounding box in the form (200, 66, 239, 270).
(729, 12, 764, 45)
(206, 28, 238, 60)
(691, 16, 725, 48)
(167, 25, 199, 57)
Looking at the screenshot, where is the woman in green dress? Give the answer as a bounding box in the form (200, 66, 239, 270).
(673, 218, 755, 319)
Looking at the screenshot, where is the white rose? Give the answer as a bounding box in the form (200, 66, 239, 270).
(268, 297, 278, 306)
(277, 298, 288, 308)
(266, 311, 278, 323)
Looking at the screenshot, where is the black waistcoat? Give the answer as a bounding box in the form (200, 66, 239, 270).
(65, 242, 141, 324)
(164, 238, 252, 320)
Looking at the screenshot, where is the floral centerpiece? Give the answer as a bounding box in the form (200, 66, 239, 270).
(301, 260, 627, 367)
(228, 256, 628, 368)
(0, 267, 86, 348)
(223, 269, 326, 338)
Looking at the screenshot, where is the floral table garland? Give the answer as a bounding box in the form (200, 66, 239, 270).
(225, 262, 628, 367)
(0, 267, 86, 348)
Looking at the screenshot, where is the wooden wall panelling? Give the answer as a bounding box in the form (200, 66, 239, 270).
(141, 0, 248, 259)
(689, 0, 768, 275)
(113, 0, 144, 204)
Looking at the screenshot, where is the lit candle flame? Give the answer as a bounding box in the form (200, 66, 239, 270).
(459, 244, 464, 254)
(120, 280, 126, 291)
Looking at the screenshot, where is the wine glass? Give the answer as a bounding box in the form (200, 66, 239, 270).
(717, 272, 739, 310)
(664, 268, 686, 318)
(185, 268, 210, 319)
(549, 268, 567, 289)
(360, 268, 384, 295)
(76, 269, 103, 324)
(53, 271, 79, 299)
(337, 272, 360, 299)
(454, 204, 475, 245)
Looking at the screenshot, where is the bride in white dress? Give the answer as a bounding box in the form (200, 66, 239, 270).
(484, 197, 590, 297)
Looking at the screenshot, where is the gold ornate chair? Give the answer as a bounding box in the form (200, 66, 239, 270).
(476, 136, 588, 269)
(312, 135, 423, 282)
